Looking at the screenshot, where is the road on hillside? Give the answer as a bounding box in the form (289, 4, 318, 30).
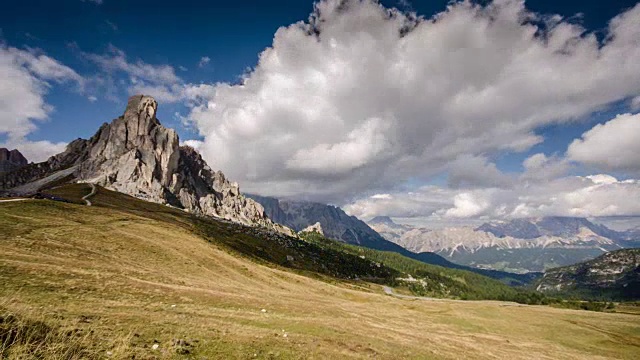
(382, 286, 444, 301)
(0, 198, 30, 203)
(82, 183, 97, 206)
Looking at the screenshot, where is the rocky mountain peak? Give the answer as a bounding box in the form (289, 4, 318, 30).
(1, 95, 293, 235)
(77, 95, 180, 194)
(0, 148, 28, 173)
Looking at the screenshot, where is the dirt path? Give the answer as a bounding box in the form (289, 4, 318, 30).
(82, 183, 97, 206)
(0, 198, 30, 203)
(382, 286, 444, 301)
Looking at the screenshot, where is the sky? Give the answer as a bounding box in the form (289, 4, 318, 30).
(1, 0, 640, 227)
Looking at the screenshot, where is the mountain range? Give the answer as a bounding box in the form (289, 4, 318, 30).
(247, 194, 537, 284)
(369, 216, 640, 273)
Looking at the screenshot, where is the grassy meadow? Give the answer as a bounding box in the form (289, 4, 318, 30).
(1, 185, 639, 359)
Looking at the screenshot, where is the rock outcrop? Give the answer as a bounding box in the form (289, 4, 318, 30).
(300, 222, 324, 235)
(0, 95, 293, 235)
(0, 148, 28, 173)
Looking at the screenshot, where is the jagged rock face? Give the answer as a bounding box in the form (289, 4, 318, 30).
(0, 148, 28, 173)
(173, 146, 293, 234)
(301, 222, 324, 235)
(0, 95, 293, 235)
(77, 95, 180, 202)
(246, 194, 394, 248)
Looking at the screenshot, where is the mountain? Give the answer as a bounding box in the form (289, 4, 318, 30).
(477, 217, 623, 240)
(247, 194, 536, 285)
(0, 95, 292, 234)
(369, 216, 639, 273)
(247, 194, 398, 249)
(368, 216, 412, 240)
(535, 249, 640, 301)
(0, 148, 28, 173)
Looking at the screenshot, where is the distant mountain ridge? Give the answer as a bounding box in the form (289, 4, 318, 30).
(535, 249, 640, 301)
(247, 194, 537, 285)
(369, 216, 640, 273)
(0, 148, 28, 173)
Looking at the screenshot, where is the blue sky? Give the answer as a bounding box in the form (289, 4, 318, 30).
(1, 0, 640, 224)
(1, 0, 635, 143)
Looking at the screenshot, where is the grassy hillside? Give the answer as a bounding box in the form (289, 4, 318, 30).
(1, 185, 639, 359)
(300, 232, 546, 303)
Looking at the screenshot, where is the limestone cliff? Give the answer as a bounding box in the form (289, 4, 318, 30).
(0, 95, 293, 235)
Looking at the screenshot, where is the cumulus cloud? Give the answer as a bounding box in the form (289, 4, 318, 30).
(345, 175, 640, 223)
(184, 0, 640, 202)
(444, 192, 491, 218)
(521, 153, 569, 181)
(0, 45, 83, 162)
(567, 113, 640, 172)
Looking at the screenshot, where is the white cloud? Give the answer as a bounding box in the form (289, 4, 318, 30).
(0, 45, 83, 162)
(1, 139, 67, 163)
(631, 96, 640, 110)
(198, 56, 210, 68)
(345, 175, 640, 223)
(444, 192, 491, 218)
(567, 113, 640, 172)
(371, 193, 392, 200)
(182, 139, 204, 152)
(521, 153, 569, 181)
(586, 174, 618, 185)
(286, 117, 391, 174)
(184, 0, 640, 202)
(76, 44, 185, 103)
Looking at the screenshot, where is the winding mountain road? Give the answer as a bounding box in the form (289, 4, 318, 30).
(82, 183, 97, 206)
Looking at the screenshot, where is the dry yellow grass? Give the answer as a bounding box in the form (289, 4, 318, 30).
(1, 197, 639, 359)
